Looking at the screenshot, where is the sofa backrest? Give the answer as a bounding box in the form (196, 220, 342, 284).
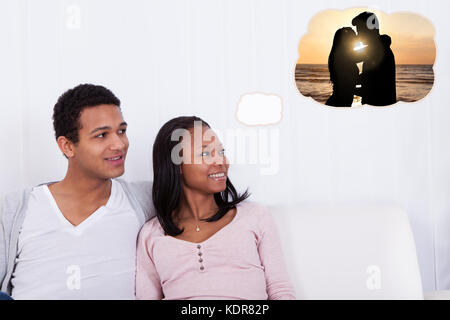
(268, 205, 424, 299)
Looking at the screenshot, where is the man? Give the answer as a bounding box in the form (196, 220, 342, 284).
(352, 11, 397, 106)
(0, 84, 154, 299)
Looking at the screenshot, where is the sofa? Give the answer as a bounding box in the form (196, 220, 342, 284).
(268, 204, 445, 299)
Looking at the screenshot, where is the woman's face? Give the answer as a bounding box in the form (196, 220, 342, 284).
(343, 30, 357, 50)
(180, 125, 229, 195)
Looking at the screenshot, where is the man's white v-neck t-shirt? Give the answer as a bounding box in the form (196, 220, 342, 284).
(10, 180, 142, 300)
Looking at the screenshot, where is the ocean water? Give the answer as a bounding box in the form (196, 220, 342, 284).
(295, 64, 434, 105)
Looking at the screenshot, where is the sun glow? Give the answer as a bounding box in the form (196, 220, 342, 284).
(353, 41, 368, 51)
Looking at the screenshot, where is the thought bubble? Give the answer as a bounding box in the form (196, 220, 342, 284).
(295, 8, 435, 107)
(236, 92, 282, 126)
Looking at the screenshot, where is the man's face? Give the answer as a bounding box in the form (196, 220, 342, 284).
(70, 104, 129, 180)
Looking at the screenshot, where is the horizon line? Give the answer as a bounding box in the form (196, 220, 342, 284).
(296, 63, 434, 65)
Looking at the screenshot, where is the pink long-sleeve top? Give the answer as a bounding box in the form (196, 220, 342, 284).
(136, 202, 296, 300)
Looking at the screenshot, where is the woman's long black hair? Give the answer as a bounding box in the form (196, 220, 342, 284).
(152, 116, 250, 236)
(328, 27, 357, 85)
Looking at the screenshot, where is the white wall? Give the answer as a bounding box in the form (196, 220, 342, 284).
(1, 0, 449, 291)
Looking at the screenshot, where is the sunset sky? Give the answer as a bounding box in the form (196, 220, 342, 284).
(297, 8, 435, 65)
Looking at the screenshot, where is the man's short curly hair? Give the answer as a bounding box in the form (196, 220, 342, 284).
(52, 84, 121, 144)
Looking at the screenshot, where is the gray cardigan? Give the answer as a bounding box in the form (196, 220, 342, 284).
(0, 179, 155, 295)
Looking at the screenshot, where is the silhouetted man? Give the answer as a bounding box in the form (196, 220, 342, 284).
(352, 12, 396, 106)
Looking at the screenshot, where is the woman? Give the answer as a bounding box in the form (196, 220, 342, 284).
(136, 116, 295, 300)
(326, 27, 361, 107)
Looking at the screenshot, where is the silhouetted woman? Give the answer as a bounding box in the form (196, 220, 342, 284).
(326, 27, 360, 107)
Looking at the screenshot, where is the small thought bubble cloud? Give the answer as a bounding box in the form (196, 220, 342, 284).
(236, 93, 282, 126)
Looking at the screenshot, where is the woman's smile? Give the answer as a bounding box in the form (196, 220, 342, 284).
(207, 171, 227, 181)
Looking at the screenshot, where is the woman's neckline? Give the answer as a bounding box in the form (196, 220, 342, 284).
(166, 205, 240, 245)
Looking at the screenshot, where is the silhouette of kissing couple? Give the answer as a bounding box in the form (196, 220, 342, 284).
(326, 12, 396, 107)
